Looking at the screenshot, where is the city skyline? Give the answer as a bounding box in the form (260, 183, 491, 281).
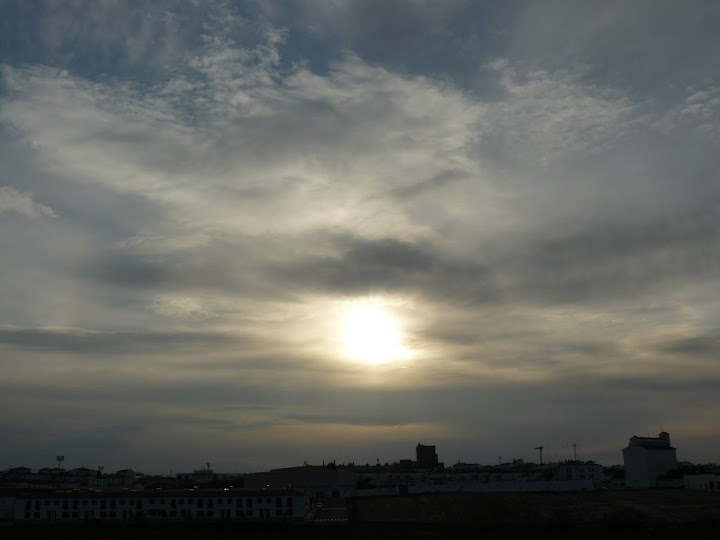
(2, 1, 720, 472)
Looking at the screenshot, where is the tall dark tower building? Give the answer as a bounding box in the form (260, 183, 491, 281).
(416, 443, 438, 468)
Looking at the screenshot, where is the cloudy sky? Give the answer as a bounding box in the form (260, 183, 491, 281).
(2, 1, 720, 473)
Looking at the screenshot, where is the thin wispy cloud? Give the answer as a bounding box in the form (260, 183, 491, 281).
(0, 186, 55, 218)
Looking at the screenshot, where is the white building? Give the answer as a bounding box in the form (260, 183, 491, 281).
(0, 495, 15, 522)
(622, 431, 677, 488)
(556, 461, 606, 484)
(13, 489, 307, 523)
(176, 468, 218, 484)
(684, 473, 720, 493)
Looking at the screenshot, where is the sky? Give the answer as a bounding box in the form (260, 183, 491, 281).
(2, 0, 720, 474)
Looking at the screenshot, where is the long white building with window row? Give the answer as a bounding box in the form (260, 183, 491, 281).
(7, 488, 307, 523)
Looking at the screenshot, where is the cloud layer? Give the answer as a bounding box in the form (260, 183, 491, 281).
(1, 0, 720, 471)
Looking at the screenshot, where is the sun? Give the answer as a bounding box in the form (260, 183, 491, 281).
(343, 303, 408, 364)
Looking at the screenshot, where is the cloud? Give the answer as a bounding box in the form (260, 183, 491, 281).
(0, 186, 55, 218)
(481, 59, 636, 162)
(2, 2, 720, 471)
(151, 295, 217, 320)
(0, 327, 239, 354)
(659, 334, 720, 358)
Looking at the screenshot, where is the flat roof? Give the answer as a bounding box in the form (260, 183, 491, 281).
(0, 488, 306, 499)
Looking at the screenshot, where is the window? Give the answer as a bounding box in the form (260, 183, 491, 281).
(247, 510, 253, 517)
(246, 498, 252, 507)
(276, 508, 282, 516)
(286, 497, 293, 506)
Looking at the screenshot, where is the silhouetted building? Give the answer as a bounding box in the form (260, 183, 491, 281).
(622, 431, 677, 488)
(245, 466, 354, 497)
(416, 444, 438, 468)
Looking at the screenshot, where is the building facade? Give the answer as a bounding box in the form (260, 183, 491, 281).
(11, 489, 307, 524)
(556, 461, 605, 483)
(622, 431, 677, 488)
(684, 474, 720, 493)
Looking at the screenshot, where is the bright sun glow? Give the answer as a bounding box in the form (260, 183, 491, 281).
(343, 303, 408, 364)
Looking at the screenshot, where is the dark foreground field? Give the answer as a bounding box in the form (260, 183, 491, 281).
(2, 522, 719, 540)
(348, 488, 720, 529)
(3, 490, 719, 539)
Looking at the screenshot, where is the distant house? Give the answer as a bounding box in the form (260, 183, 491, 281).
(557, 461, 605, 483)
(684, 473, 720, 493)
(68, 467, 97, 477)
(38, 468, 66, 477)
(622, 431, 677, 488)
(3, 467, 33, 480)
